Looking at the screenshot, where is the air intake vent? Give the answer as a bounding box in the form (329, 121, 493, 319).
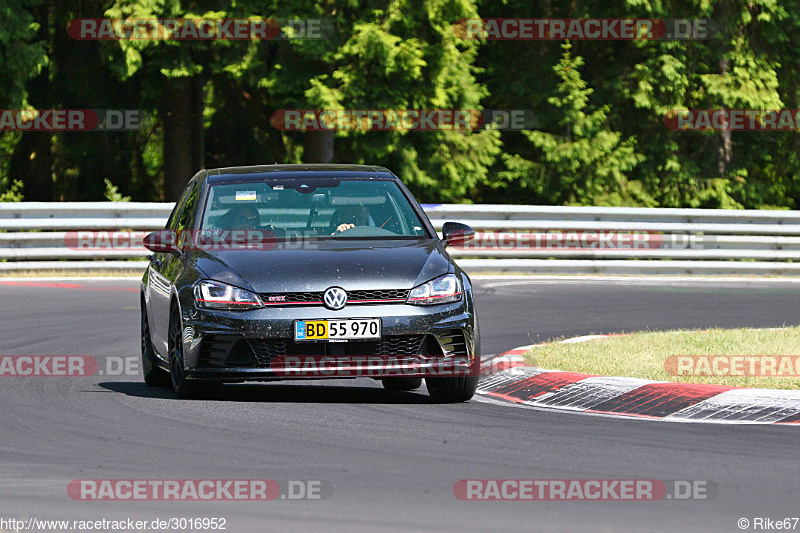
(436, 330, 468, 356)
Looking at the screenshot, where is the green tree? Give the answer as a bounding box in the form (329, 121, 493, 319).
(0, 0, 47, 109)
(104, 0, 270, 199)
(514, 43, 644, 206)
(622, 0, 788, 208)
(261, 0, 501, 202)
(0, 0, 47, 199)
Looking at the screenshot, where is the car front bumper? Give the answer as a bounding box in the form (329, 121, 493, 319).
(176, 293, 479, 382)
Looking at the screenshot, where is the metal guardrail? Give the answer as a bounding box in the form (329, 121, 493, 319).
(2, 202, 800, 275)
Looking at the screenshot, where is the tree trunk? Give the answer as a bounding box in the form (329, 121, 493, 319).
(717, 59, 732, 176)
(162, 77, 204, 201)
(191, 77, 205, 172)
(714, 0, 733, 177)
(303, 130, 334, 163)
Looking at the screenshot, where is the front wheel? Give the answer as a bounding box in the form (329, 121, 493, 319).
(141, 300, 169, 387)
(168, 304, 220, 398)
(425, 376, 479, 403)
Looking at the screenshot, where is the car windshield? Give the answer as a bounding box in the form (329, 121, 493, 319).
(199, 177, 430, 239)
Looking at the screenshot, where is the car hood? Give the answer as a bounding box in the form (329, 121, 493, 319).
(191, 239, 453, 293)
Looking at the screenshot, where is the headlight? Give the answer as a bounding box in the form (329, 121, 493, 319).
(194, 280, 263, 310)
(407, 274, 462, 305)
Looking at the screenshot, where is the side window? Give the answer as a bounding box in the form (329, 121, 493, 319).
(175, 180, 201, 232)
(167, 184, 193, 231)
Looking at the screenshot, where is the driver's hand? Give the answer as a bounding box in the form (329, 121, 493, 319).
(332, 223, 355, 235)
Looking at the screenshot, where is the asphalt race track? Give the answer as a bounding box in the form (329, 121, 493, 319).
(0, 276, 798, 532)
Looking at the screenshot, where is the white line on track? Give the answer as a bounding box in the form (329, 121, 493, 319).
(472, 274, 800, 284)
(473, 275, 800, 289)
(3, 274, 800, 285)
(472, 389, 800, 425)
(0, 276, 141, 282)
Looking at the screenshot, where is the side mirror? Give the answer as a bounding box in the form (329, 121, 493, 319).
(143, 230, 181, 255)
(442, 222, 475, 246)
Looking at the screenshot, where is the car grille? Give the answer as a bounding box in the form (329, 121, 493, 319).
(349, 289, 410, 301)
(262, 292, 323, 304)
(247, 335, 426, 366)
(259, 289, 410, 306)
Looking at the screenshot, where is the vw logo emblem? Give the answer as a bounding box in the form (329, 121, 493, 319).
(323, 287, 347, 310)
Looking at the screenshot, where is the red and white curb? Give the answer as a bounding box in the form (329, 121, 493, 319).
(478, 335, 800, 425)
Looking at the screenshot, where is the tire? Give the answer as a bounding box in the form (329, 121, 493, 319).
(425, 376, 479, 403)
(168, 303, 220, 398)
(141, 298, 169, 387)
(381, 377, 423, 392)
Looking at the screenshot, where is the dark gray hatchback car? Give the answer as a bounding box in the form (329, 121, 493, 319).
(140, 164, 480, 402)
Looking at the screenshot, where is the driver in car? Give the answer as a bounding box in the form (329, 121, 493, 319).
(214, 205, 268, 248)
(330, 205, 371, 234)
(229, 205, 261, 230)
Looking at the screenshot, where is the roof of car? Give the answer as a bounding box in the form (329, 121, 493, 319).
(203, 164, 395, 184)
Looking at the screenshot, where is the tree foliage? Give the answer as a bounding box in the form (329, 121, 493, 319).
(2, 0, 800, 208)
(516, 43, 645, 206)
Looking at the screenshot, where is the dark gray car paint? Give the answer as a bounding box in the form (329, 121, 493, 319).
(142, 164, 478, 381)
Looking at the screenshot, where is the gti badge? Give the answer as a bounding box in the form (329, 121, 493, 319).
(323, 287, 347, 310)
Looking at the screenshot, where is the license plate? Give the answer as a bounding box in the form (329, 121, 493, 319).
(294, 319, 381, 341)
(294, 318, 381, 341)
